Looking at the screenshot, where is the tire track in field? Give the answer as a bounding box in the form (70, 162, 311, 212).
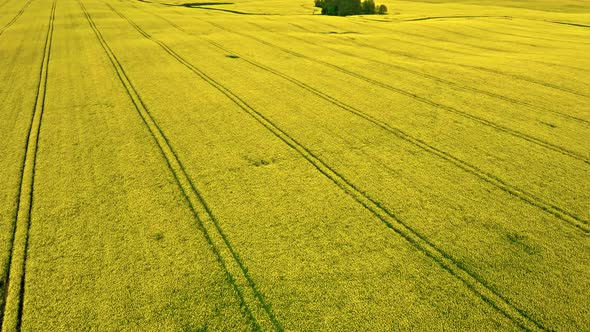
(79, 2, 280, 331)
(462, 24, 589, 46)
(0, 0, 33, 38)
(209, 22, 590, 166)
(345, 17, 590, 73)
(541, 20, 590, 29)
(289, 20, 590, 98)
(166, 4, 269, 15)
(142, 11, 589, 233)
(134, 0, 272, 15)
(0, 1, 55, 331)
(283, 22, 590, 125)
(401, 25, 520, 54)
(109, 6, 551, 331)
(350, 19, 590, 73)
(374, 15, 590, 32)
(482, 20, 590, 44)
(397, 15, 511, 22)
(424, 24, 551, 49)
(376, 15, 590, 31)
(489, 17, 590, 31)
(330, 32, 590, 99)
(457, 63, 589, 98)
(210, 38, 589, 233)
(524, 19, 590, 31)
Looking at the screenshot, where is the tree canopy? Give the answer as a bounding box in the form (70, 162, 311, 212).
(315, 0, 388, 16)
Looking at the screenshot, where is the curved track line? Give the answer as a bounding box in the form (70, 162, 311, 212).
(484, 20, 590, 42)
(399, 15, 511, 22)
(302, 20, 590, 97)
(207, 39, 590, 233)
(167, 4, 269, 15)
(350, 18, 590, 73)
(423, 23, 556, 49)
(283, 22, 590, 125)
(142, 11, 588, 233)
(0, 1, 56, 331)
(136, 0, 275, 15)
(80, 2, 280, 331)
(454, 64, 589, 98)
(327, 30, 590, 99)
(401, 26, 521, 53)
(367, 15, 590, 30)
(210, 22, 590, 166)
(540, 20, 590, 29)
(111, 5, 553, 330)
(0, 0, 34, 38)
(461, 24, 590, 46)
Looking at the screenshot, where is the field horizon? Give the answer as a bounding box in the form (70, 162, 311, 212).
(0, 0, 589, 330)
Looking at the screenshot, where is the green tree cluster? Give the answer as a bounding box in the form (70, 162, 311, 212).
(314, 0, 388, 16)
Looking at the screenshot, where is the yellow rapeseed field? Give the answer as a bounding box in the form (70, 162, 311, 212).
(0, 0, 588, 330)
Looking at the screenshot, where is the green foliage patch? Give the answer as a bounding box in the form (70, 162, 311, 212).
(314, 0, 387, 16)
